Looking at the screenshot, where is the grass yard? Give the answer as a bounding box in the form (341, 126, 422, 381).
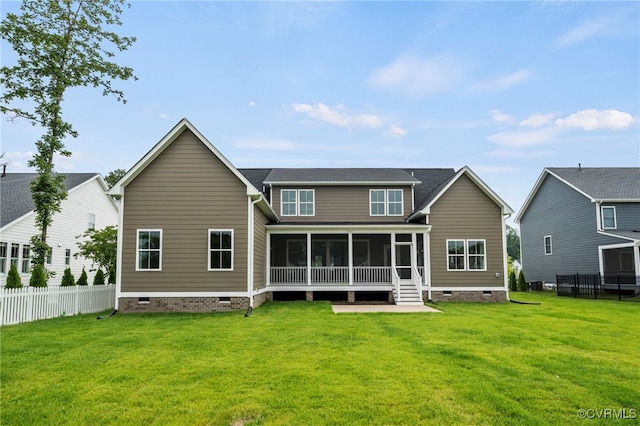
(1, 292, 639, 425)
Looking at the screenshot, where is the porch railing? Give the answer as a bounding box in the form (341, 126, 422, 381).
(269, 266, 392, 286)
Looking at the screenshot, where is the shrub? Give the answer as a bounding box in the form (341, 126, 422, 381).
(61, 268, 75, 286)
(508, 269, 517, 291)
(93, 269, 105, 285)
(5, 263, 23, 289)
(29, 265, 48, 287)
(76, 268, 88, 286)
(517, 269, 527, 291)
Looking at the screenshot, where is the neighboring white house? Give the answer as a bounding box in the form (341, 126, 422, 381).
(0, 173, 118, 286)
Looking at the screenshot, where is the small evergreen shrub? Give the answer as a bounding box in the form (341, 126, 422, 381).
(508, 269, 517, 291)
(77, 268, 88, 286)
(61, 268, 76, 286)
(93, 269, 105, 285)
(5, 263, 23, 289)
(517, 269, 527, 291)
(29, 265, 48, 287)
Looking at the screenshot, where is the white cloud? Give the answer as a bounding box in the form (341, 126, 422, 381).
(471, 69, 532, 92)
(489, 109, 515, 124)
(553, 12, 631, 49)
(487, 127, 560, 148)
(368, 53, 465, 97)
(249, 101, 256, 107)
(520, 113, 555, 128)
(2, 151, 35, 171)
(292, 102, 383, 129)
(384, 125, 408, 138)
(554, 109, 636, 131)
(235, 139, 296, 150)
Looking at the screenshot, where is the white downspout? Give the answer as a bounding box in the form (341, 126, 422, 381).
(114, 195, 125, 310)
(503, 212, 511, 300)
(247, 195, 263, 308)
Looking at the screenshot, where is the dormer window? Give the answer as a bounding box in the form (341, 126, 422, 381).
(601, 206, 616, 229)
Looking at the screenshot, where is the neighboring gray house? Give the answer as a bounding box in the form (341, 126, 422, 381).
(0, 173, 118, 286)
(515, 167, 640, 285)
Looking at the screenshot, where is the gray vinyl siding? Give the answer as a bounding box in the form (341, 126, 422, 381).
(601, 203, 640, 230)
(271, 185, 413, 223)
(253, 207, 268, 290)
(121, 129, 249, 293)
(519, 175, 623, 283)
(429, 174, 505, 288)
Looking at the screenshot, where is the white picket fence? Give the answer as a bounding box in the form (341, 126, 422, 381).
(0, 284, 116, 326)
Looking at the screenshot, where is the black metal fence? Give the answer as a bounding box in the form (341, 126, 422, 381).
(556, 273, 640, 301)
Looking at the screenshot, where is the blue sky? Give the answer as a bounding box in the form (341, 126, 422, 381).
(1, 1, 639, 223)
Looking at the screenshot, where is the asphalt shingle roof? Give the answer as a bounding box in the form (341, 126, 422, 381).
(264, 168, 421, 184)
(1, 173, 98, 228)
(548, 167, 640, 200)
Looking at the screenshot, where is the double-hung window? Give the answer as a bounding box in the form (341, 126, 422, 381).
(544, 235, 552, 255)
(10, 244, 19, 269)
(370, 189, 403, 216)
(65, 249, 71, 266)
(0, 242, 7, 273)
(137, 230, 162, 270)
(447, 239, 486, 271)
(601, 206, 616, 229)
(209, 230, 233, 270)
(281, 189, 314, 216)
(21, 245, 31, 273)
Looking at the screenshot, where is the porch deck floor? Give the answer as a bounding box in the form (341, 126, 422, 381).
(331, 304, 441, 313)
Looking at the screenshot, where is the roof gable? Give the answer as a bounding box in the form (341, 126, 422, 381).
(515, 167, 640, 223)
(108, 118, 262, 198)
(409, 166, 513, 219)
(1, 173, 104, 228)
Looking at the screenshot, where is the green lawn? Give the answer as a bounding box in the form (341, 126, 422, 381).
(1, 292, 639, 425)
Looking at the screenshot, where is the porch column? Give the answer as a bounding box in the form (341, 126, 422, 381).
(412, 233, 419, 291)
(348, 231, 353, 285)
(266, 232, 271, 286)
(635, 244, 640, 285)
(390, 232, 396, 275)
(307, 233, 312, 286)
(424, 232, 431, 301)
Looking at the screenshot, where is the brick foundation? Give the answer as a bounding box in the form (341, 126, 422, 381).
(427, 290, 507, 302)
(253, 292, 268, 308)
(119, 296, 250, 313)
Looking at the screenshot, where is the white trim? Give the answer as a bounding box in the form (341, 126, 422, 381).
(369, 189, 386, 216)
(600, 205, 617, 229)
(115, 197, 125, 309)
(369, 189, 404, 217)
(431, 287, 506, 291)
(265, 285, 393, 292)
(387, 188, 404, 216)
(207, 229, 234, 271)
(135, 229, 163, 271)
(544, 235, 552, 255)
(446, 239, 487, 271)
(280, 189, 297, 216)
(280, 189, 315, 217)
(120, 291, 249, 298)
(266, 224, 430, 233)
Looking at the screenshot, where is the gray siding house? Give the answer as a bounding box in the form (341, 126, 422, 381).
(515, 167, 640, 285)
(109, 119, 514, 312)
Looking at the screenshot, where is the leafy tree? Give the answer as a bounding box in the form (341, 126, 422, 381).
(5, 263, 23, 289)
(76, 225, 117, 284)
(508, 269, 517, 292)
(61, 268, 76, 287)
(29, 264, 47, 287)
(517, 269, 527, 292)
(93, 268, 105, 285)
(506, 225, 521, 261)
(0, 0, 136, 270)
(105, 168, 126, 188)
(76, 268, 88, 286)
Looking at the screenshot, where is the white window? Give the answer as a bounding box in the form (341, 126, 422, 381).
(544, 235, 552, 255)
(387, 189, 403, 216)
(447, 239, 487, 271)
(467, 240, 486, 271)
(21, 245, 31, 273)
(65, 249, 71, 266)
(447, 240, 466, 270)
(370, 189, 403, 216)
(0, 242, 7, 273)
(281, 190, 297, 216)
(137, 230, 162, 271)
(281, 189, 314, 216)
(10, 243, 19, 269)
(601, 206, 616, 229)
(298, 190, 314, 216)
(209, 230, 233, 270)
(88, 213, 96, 230)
